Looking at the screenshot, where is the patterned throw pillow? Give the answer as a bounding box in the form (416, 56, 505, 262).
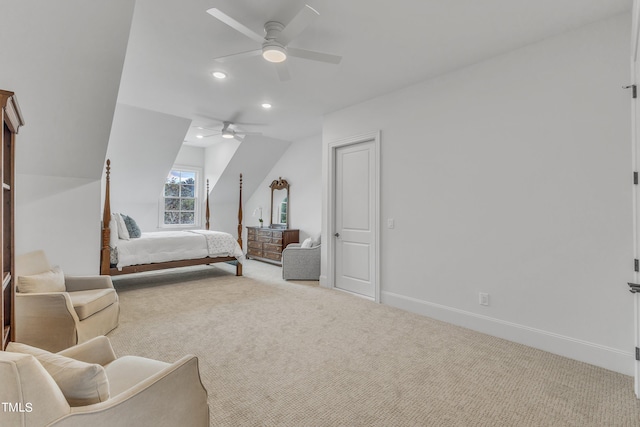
(121, 214, 141, 238)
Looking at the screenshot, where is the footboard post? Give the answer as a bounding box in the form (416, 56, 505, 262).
(236, 173, 243, 276)
(100, 159, 112, 275)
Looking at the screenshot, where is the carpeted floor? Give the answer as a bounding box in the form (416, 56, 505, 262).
(108, 260, 640, 426)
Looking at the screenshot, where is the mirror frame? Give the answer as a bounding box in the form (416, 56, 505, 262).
(269, 177, 289, 229)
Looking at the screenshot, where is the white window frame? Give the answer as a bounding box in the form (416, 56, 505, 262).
(159, 165, 203, 229)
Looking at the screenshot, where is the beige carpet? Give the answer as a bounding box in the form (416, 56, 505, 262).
(108, 260, 640, 426)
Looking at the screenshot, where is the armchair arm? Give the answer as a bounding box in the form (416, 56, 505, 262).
(57, 336, 117, 366)
(64, 275, 114, 292)
(56, 356, 209, 427)
(15, 293, 80, 352)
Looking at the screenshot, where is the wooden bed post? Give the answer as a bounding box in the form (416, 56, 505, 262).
(205, 179, 210, 231)
(237, 173, 243, 276)
(100, 159, 111, 275)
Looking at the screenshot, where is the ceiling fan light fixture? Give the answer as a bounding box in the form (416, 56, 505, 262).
(262, 43, 287, 63)
(222, 131, 234, 139)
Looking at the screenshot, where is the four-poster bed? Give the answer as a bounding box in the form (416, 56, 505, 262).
(100, 160, 243, 276)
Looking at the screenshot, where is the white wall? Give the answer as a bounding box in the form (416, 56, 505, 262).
(16, 176, 101, 275)
(1, 1, 135, 274)
(245, 134, 322, 244)
(105, 104, 192, 232)
(206, 136, 291, 236)
(323, 14, 633, 374)
(175, 145, 205, 170)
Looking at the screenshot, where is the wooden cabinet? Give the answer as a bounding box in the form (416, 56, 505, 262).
(1, 90, 23, 350)
(246, 226, 299, 265)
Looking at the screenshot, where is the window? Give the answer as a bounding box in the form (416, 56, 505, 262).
(163, 168, 198, 226)
(279, 196, 288, 224)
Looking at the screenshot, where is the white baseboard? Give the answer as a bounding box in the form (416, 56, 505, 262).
(381, 291, 634, 376)
(319, 275, 329, 288)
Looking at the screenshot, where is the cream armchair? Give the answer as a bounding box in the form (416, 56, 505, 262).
(1, 336, 209, 426)
(15, 250, 119, 352)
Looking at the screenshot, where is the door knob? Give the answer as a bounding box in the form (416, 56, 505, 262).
(334, 232, 340, 238)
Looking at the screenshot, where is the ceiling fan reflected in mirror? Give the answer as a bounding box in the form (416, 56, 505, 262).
(206, 4, 342, 81)
(194, 121, 262, 142)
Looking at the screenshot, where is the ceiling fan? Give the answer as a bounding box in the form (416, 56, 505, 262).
(194, 121, 262, 142)
(206, 4, 342, 81)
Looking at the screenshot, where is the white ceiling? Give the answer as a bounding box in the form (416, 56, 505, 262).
(116, 0, 632, 147)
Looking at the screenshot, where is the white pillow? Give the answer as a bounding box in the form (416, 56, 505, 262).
(311, 234, 321, 247)
(114, 212, 130, 240)
(300, 238, 313, 248)
(6, 342, 110, 406)
(17, 266, 65, 293)
(109, 214, 119, 248)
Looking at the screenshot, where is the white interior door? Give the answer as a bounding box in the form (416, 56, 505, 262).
(334, 140, 376, 298)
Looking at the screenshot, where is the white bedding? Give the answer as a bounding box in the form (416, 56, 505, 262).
(114, 230, 244, 270)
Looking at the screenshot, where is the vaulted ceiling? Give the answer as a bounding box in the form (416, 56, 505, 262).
(0, 0, 632, 182)
(118, 0, 632, 146)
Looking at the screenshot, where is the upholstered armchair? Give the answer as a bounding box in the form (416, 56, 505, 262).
(14, 250, 119, 352)
(1, 336, 209, 426)
(282, 241, 321, 280)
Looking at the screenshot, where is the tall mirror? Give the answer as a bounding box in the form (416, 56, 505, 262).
(269, 177, 289, 229)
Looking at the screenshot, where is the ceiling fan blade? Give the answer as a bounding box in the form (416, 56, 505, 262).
(213, 49, 261, 63)
(275, 61, 291, 81)
(287, 47, 342, 64)
(202, 133, 220, 138)
(195, 114, 265, 127)
(276, 4, 319, 46)
(233, 134, 245, 142)
(235, 131, 262, 136)
(206, 8, 264, 43)
(191, 125, 218, 131)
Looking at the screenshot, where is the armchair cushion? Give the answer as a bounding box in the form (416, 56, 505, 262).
(6, 341, 110, 406)
(68, 288, 118, 320)
(17, 266, 65, 293)
(105, 356, 170, 396)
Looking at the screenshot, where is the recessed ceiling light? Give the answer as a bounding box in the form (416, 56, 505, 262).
(261, 103, 272, 109)
(212, 71, 227, 79)
(196, 134, 204, 139)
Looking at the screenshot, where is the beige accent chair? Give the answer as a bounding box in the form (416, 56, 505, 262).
(15, 250, 119, 352)
(0, 336, 209, 426)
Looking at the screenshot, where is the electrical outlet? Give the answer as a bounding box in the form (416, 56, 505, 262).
(387, 218, 395, 229)
(479, 292, 490, 306)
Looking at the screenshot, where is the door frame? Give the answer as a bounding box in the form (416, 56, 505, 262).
(326, 131, 381, 303)
(632, 0, 640, 398)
